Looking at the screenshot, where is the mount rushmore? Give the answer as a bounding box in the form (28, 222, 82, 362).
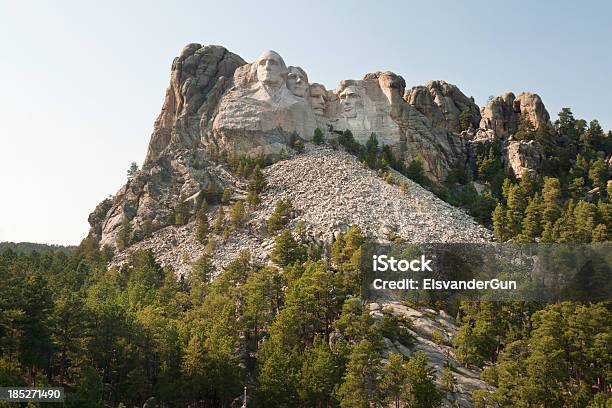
(89, 43, 550, 248)
(146, 44, 550, 178)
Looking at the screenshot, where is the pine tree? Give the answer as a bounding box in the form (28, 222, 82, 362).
(194, 207, 209, 243)
(313, 128, 324, 145)
(364, 133, 379, 169)
(116, 217, 131, 250)
(127, 162, 139, 181)
(573, 200, 597, 242)
(515, 113, 536, 141)
(270, 229, 306, 267)
(588, 158, 608, 191)
(229, 201, 247, 230)
(591, 224, 608, 242)
(403, 352, 442, 408)
(175, 197, 189, 225)
(477, 147, 501, 183)
(214, 207, 225, 233)
(556, 108, 579, 143)
(441, 365, 457, 394)
(293, 138, 305, 153)
(337, 339, 381, 408)
(221, 187, 231, 204)
(267, 199, 293, 233)
(198, 241, 213, 259)
(552, 201, 577, 243)
(580, 120, 604, 157)
(257, 347, 300, 406)
(518, 172, 538, 197)
(190, 254, 215, 285)
(406, 157, 425, 184)
(298, 337, 339, 407)
(542, 177, 562, 225)
(568, 177, 585, 199)
(380, 353, 410, 408)
(459, 108, 473, 131)
(517, 193, 542, 242)
(492, 203, 510, 242)
(506, 184, 527, 236)
(453, 325, 483, 367)
(247, 189, 261, 207)
(248, 165, 267, 194)
(570, 154, 589, 181)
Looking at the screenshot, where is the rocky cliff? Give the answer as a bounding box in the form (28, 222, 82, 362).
(88, 42, 550, 254)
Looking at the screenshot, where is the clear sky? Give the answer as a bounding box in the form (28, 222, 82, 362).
(1, 0, 611, 245)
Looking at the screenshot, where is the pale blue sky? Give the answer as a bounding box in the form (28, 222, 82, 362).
(1, 0, 611, 245)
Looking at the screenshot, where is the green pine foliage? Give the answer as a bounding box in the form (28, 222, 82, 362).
(116, 217, 131, 250)
(459, 108, 473, 131)
(229, 201, 248, 230)
(194, 205, 209, 244)
(248, 164, 267, 195)
(213, 207, 225, 233)
(126, 161, 138, 181)
(267, 198, 293, 234)
(270, 229, 306, 267)
(515, 112, 536, 141)
(313, 127, 324, 145)
(174, 196, 189, 225)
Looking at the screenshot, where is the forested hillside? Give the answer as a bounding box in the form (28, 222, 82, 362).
(0, 107, 610, 408)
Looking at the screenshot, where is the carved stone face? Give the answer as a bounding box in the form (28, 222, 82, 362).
(309, 84, 327, 115)
(286, 66, 309, 97)
(255, 50, 286, 86)
(339, 86, 361, 118)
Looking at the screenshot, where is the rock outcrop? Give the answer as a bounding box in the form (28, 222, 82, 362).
(145, 44, 246, 163)
(477, 91, 551, 177)
(405, 80, 481, 132)
(504, 139, 544, 177)
(371, 301, 493, 407)
(479, 91, 550, 138)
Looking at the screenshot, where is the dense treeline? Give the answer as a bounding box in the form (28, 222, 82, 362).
(0, 242, 75, 255)
(449, 108, 612, 407)
(0, 227, 445, 407)
(324, 107, 612, 406)
(328, 108, 610, 234)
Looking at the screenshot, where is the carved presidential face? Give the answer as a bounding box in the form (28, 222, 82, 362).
(309, 84, 327, 115)
(339, 86, 361, 118)
(255, 50, 286, 86)
(286, 66, 309, 97)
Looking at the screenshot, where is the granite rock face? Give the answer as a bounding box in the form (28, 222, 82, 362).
(478, 91, 550, 177)
(479, 91, 550, 138)
(145, 44, 246, 163)
(504, 139, 544, 178)
(405, 80, 481, 132)
(89, 43, 554, 248)
(371, 301, 494, 408)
